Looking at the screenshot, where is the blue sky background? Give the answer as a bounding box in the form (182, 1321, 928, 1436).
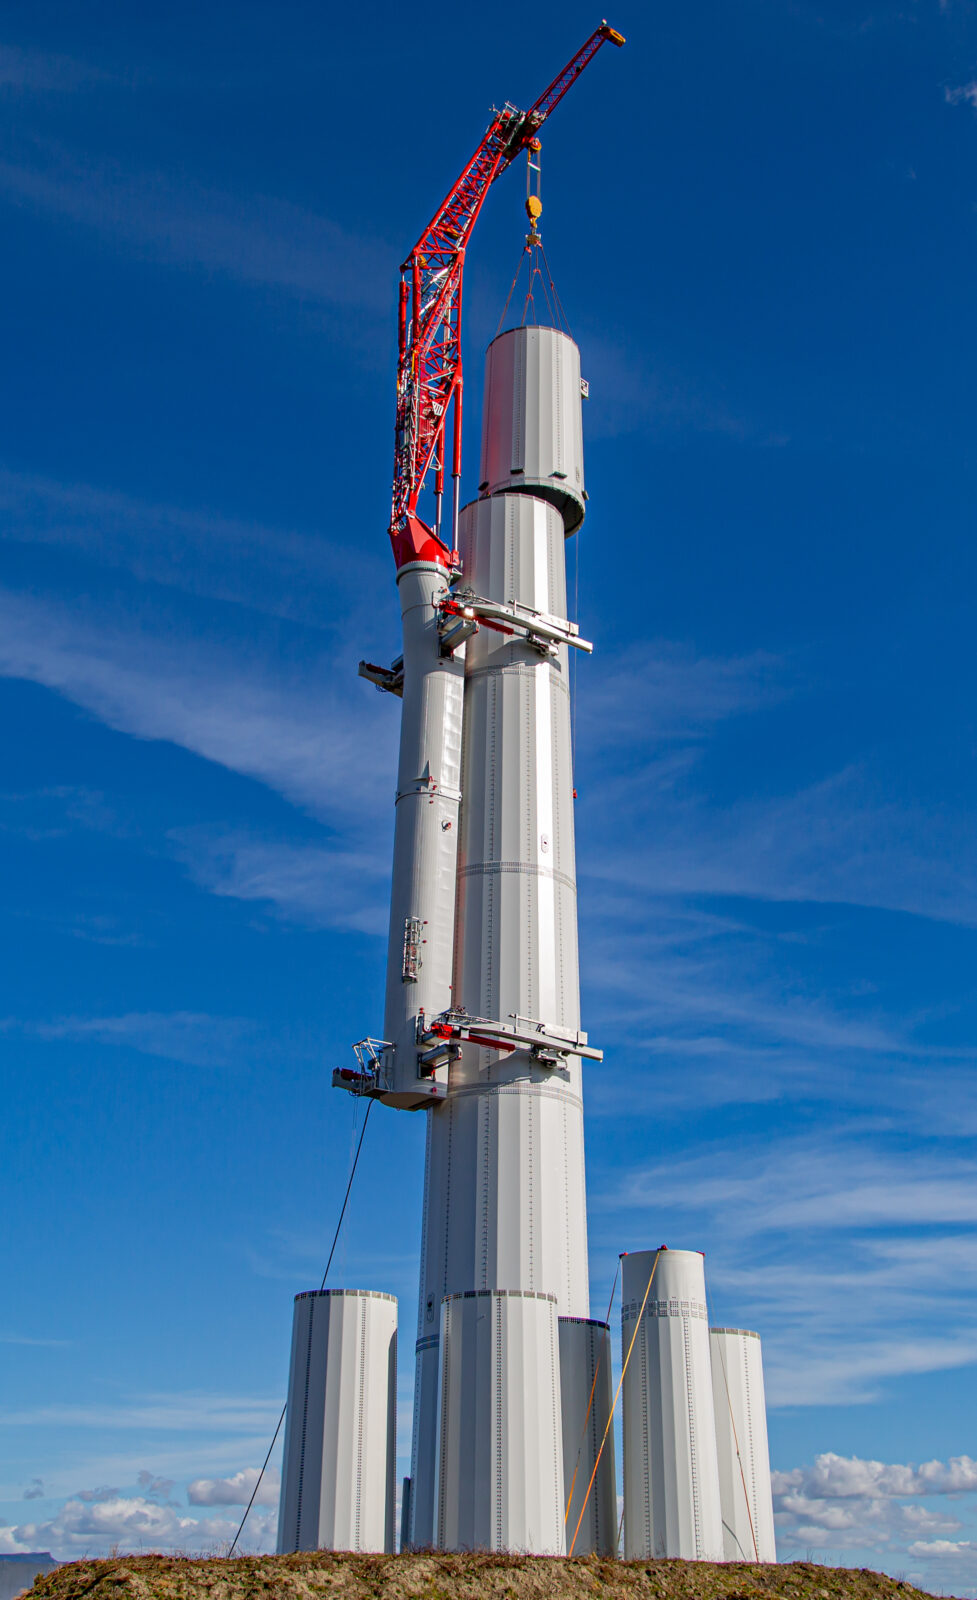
(2, 0, 977, 1587)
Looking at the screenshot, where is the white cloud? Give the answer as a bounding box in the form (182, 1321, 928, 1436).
(773, 1452, 977, 1583)
(0, 1485, 280, 1558)
(187, 1467, 279, 1507)
(946, 82, 977, 110)
(0, 1494, 277, 1558)
(773, 1451, 977, 1500)
(0, 586, 396, 826)
(909, 1538, 977, 1556)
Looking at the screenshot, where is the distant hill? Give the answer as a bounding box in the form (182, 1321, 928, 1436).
(0, 1554, 58, 1600)
(17, 1552, 959, 1600)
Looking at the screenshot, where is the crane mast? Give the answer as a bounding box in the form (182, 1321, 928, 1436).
(389, 19, 624, 570)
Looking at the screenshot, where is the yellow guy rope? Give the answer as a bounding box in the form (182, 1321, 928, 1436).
(567, 1248, 661, 1558)
(563, 1261, 621, 1524)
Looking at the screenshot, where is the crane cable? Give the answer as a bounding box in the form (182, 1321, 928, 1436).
(563, 1260, 620, 1524)
(227, 1098, 376, 1557)
(715, 1334, 760, 1561)
(567, 1249, 662, 1558)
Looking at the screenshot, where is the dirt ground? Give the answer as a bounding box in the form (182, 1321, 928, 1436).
(20, 1553, 957, 1600)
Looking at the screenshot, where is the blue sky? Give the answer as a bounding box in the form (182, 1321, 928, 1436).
(2, 0, 977, 1587)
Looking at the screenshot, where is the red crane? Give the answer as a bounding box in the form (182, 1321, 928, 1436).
(389, 20, 625, 571)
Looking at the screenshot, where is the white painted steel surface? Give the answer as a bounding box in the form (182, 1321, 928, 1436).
(710, 1328, 776, 1562)
(277, 1290, 397, 1554)
(479, 326, 586, 532)
(382, 560, 465, 1106)
(454, 493, 581, 1040)
(408, 496, 590, 1546)
(435, 1290, 565, 1554)
(621, 1250, 724, 1562)
(558, 1317, 617, 1556)
(408, 334, 591, 1549)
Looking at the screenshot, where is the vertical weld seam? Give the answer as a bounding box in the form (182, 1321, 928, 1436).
(354, 1297, 366, 1550)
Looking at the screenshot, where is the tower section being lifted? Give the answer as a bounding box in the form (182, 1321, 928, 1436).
(407, 325, 598, 1550)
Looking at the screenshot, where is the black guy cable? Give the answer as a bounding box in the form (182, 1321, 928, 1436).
(228, 1098, 375, 1557)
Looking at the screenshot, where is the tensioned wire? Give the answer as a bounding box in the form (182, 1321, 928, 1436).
(227, 1098, 376, 1556)
(704, 1276, 761, 1561)
(496, 237, 572, 337)
(562, 1260, 620, 1526)
(567, 1248, 663, 1557)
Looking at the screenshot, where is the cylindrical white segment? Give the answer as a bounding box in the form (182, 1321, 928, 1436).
(621, 1250, 724, 1562)
(382, 560, 465, 1107)
(453, 494, 580, 1041)
(559, 1317, 617, 1556)
(434, 1290, 565, 1555)
(710, 1328, 777, 1562)
(408, 491, 590, 1550)
(277, 1290, 397, 1555)
(479, 326, 586, 533)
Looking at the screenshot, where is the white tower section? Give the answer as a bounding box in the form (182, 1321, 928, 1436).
(434, 1290, 565, 1554)
(408, 326, 593, 1550)
(479, 325, 587, 532)
(277, 1290, 397, 1554)
(621, 1250, 724, 1562)
(380, 561, 465, 1107)
(710, 1328, 777, 1562)
(559, 1316, 617, 1556)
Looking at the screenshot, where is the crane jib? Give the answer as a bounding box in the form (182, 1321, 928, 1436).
(389, 20, 624, 571)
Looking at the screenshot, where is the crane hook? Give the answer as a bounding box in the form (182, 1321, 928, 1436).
(525, 137, 543, 244)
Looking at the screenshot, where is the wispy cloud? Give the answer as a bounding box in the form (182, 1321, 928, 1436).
(1, 1392, 282, 1432)
(0, 146, 392, 312)
(0, 1335, 69, 1349)
(0, 46, 110, 94)
(593, 1136, 977, 1408)
(0, 585, 396, 826)
(171, 827, 389, 933)
(0, 467, 383, 626)
(606, 1137, 977, 1241)
(577, 645, 977, 929)
(946, 81, 977, 110)
(583, 763, 977, 929)
(564, 333, 783, 444)
(579, 642, 787, 748)
(3, 1010, 267, 1070)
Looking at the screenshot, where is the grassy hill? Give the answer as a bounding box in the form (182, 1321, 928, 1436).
(20, 1553, 959, 1600)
